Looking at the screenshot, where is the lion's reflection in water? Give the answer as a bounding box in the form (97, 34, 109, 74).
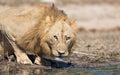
(0, 57, 73, 75)
(0, 64, 73, 75)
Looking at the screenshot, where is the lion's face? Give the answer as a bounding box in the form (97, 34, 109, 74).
(42, 20, 76, 58)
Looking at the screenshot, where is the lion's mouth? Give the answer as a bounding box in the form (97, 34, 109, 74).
(51, 50, 69, 57)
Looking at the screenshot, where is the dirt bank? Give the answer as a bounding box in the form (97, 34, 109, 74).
(69, 31, 120, 67)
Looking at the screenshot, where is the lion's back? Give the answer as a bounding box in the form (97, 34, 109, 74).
(0, 5, 44, 37)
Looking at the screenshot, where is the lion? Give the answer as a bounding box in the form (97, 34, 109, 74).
(0, 4, 77, 65)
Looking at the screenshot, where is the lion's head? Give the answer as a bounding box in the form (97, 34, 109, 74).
(17, 4, 77, 58)
(40, 17, 77, 58)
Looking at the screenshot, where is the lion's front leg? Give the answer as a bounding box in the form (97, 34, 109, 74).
(15, 51, 33, 64)
(0, 26, 33, 64)
(9, 41, 33, 64)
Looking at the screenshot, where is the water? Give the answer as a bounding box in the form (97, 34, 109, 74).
(0, 64, 120, 75)
(0, 59, 120, 75)
(71, 66, 120, 75)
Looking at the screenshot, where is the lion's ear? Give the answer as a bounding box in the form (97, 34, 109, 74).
(45, 16, 54, 23)
(70, 20, 78, 32)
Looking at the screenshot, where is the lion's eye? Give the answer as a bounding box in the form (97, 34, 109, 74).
(65, 35, 70, 40)
(54, 35, 58, 40)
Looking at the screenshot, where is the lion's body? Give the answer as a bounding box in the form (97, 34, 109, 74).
(0, 5, 45, 37)
(0, 4, 77, 64)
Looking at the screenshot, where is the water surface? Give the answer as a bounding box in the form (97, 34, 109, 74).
(0, 63, 120, 75)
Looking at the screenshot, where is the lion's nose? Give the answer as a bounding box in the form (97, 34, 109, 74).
(58, 50, 65, 56)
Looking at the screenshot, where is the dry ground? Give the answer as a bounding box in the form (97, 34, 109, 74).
(70, 31, 120, 67)
(59, 4, 120, 30)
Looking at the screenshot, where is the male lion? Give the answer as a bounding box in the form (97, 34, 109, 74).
(0, 4, 77, 65)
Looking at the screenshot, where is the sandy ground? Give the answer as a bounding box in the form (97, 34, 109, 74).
(59, 4, 120, 29)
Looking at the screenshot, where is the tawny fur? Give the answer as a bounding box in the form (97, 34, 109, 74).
(0, 3, 77, 64)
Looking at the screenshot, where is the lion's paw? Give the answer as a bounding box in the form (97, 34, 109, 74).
(16, 54, 33, 64)
(34, 56, 41, 65)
